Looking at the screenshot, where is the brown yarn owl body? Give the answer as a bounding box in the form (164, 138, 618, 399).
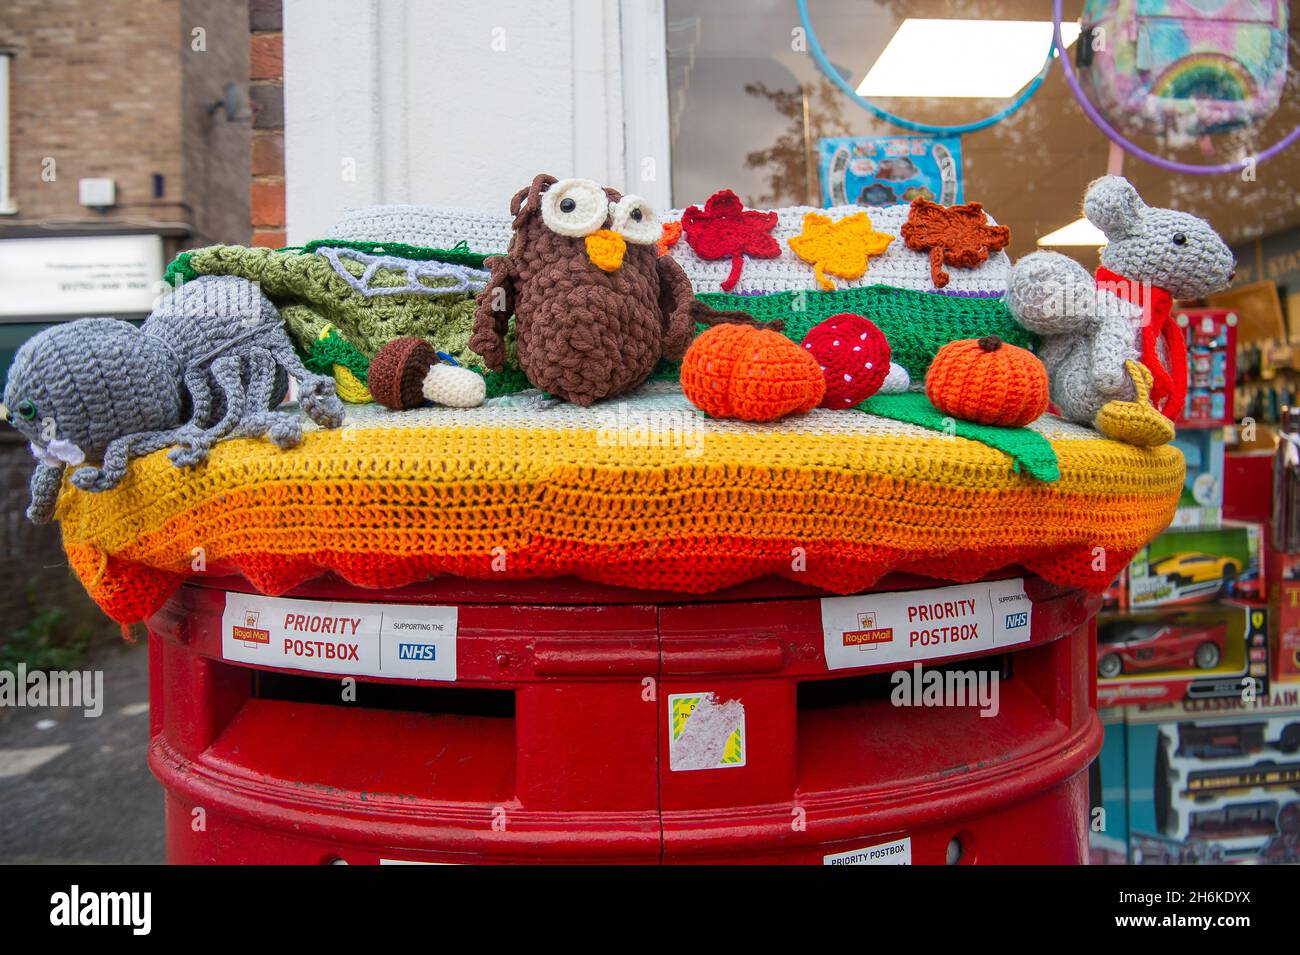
(470, 173, 767, 407)
(509, 238, 671, 405)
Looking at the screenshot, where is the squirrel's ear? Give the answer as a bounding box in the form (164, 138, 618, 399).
(1084, 176, 1145, 240)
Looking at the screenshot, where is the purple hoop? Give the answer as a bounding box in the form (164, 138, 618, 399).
(1053, 0, 1300, 175)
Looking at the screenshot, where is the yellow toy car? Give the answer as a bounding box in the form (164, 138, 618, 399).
(1148, 552, 1242, 587)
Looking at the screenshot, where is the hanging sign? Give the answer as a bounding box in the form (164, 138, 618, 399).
(818, 134, 962, 208)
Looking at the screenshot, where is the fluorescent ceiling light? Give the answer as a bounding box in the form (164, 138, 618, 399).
(1037, 217, 1107, 247)
(857, 19, 1081, 99)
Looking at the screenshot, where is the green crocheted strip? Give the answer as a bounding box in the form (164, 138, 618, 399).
(859, 392, 1060, 482)
(300, 239, 490, 269)
(301, 327, 372, 385)
(696, 286, 1035, 378)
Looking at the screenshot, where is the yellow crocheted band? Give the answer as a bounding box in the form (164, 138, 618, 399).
(53, 391, 1184, 624)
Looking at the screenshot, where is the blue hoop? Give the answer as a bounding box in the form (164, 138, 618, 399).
(796, 0, 1056, 135)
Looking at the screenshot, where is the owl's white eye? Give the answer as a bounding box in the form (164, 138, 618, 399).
(540, 179, 608, 237)
(611, 195, 660, 245)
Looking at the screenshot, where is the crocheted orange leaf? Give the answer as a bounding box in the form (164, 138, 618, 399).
(681, 189, 780, 292)
(900, 198, 1010, 289)
(657, 220, 683, 256)
(788, 212, 893, 291)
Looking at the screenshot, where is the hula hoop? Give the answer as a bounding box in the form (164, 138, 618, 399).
(1053, 0, 1300, 174)
(796, 0, 1054, 135)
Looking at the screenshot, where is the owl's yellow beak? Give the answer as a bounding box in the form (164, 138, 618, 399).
(585, 229, 625, 272)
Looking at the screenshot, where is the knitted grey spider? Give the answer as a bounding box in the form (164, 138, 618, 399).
(1, 275, 345, 523)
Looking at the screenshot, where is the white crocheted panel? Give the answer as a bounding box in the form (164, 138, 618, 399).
(326, 202, 1011, 297)
(304, 380, 1096, 442)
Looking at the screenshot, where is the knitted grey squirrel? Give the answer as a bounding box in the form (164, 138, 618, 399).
(1005, 176, 1234, 445)
(1, 275, 345, 523)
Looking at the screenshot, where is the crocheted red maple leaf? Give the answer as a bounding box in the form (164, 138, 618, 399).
(900, 198, 1010, 288)
(681, 189, 780, 292)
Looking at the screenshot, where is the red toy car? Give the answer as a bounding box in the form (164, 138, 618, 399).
(1097, 617, 1226, 679)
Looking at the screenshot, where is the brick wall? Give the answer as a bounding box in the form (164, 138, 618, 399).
(0, 0, 251, 245)
(0, 0, 185, 227)
(248, 0, 285, 248)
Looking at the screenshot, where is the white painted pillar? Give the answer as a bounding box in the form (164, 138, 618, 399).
(283, 0, 671, 243)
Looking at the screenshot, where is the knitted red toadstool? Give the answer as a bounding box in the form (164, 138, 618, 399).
(800, 313, 892, 408)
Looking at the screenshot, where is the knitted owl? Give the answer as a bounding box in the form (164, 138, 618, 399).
(468, 173, 766, 406)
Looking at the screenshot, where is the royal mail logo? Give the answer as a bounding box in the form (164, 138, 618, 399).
(232, 610, 270, 646)
(843, 611, 893, 648)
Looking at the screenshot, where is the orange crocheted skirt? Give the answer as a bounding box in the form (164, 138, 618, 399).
(53, 383, 1184, 625)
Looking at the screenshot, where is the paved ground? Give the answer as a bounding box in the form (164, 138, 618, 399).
(0, 640, 163, 863)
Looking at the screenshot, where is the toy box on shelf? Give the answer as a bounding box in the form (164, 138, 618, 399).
(1123, 709, 1300, 865)
(1174, 309, 1236, 429)
(1096, 601, 1269, 707)
(1088, 709, 1131, 865)
(1168, 429, 1225, 530)
(1102, 511, 1247, 612)
(1128, 522, 1264, 609)
(1270, 550, 1300, 682)
(1101, 572, 1127, 614)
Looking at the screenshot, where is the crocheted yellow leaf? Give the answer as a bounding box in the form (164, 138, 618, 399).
(788, 211, 894, 291)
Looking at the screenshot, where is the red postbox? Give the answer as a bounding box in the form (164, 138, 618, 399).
(148, 571, 1101, 864)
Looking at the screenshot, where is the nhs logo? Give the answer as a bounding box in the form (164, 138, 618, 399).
(1004, 611, 1029, 630)
(397, 643, 437, 661)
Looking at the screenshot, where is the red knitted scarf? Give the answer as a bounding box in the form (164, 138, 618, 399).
(1095, 266, 1186, 420)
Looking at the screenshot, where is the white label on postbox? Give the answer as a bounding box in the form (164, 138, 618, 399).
(221, 592, 457, 682)
(820, 578, 1031, 671)
(824, 836, 912, 865)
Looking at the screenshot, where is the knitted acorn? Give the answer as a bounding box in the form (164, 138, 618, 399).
(681, 323, 824, 422)
(369, 337, 436, 410)
(925, 335, 1049, 428)
(368, 336, 486, 411)
(801, 313, 891, 408)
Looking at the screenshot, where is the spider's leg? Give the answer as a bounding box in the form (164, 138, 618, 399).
(27, 462, 64, 523)
(72, 426, 200, 491)
(270, 340, 345, 428)
(237, 348, 302, 449)
(170, 356, 247, 467)
(183, 362, 216, 431)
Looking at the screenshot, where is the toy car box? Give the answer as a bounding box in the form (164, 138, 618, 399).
(1101, 571, 1127, 613)
(1270, 549, 1300, 682)
(1096, 602, 1269, 707)
(1128, 522, 1263, 609)
(1088, 710, 1131, 865)
(1174, 309, 1236, 429)
(1167, 428, 1224, 531)
(1124, 710, 1300, 864)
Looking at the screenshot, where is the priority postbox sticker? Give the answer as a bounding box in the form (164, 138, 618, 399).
(820, 578, 1030, 671)
(668, 692, 745, 771)
(221, 592, 457, 681)
(824, 836, 912, 865)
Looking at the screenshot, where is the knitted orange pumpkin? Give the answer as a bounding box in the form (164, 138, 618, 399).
(925, 335, 1049, 427)
(681, 323, 825, 421)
